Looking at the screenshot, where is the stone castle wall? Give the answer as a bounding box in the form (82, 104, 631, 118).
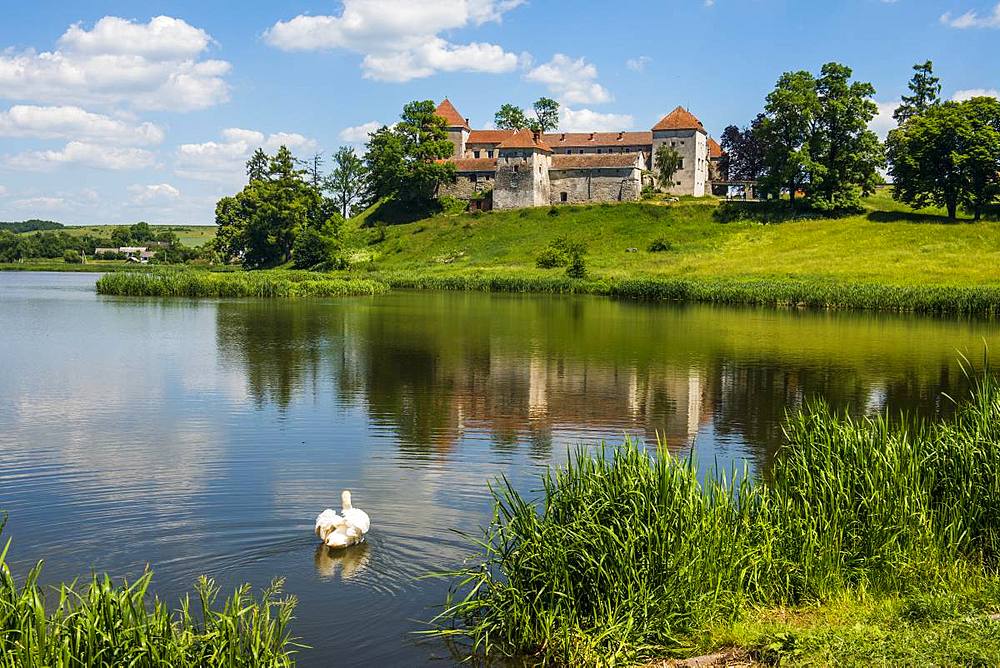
(493, 152, 550, 209)
(438, 173, 494, 199)
(548, 168, 641, 204)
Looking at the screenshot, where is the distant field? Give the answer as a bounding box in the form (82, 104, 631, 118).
(53, 225, 216, 247)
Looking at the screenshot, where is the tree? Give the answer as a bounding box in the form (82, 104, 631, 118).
(893, 61, 941, 125)
(961, 96, 1000, 220)
(292, 225, 340, 269)
(757, 70, 818, 206)
(532, 97, 560, 132)
(495, 103, 531, 131)
(246, 148, 269, 183)
(720, 114, 767, 181)
(327, 146, 369, 219)
(304, 153, 325, 189)
(808, 62, 883, 211)
(216, 146, 344, 267)
(654, 144, 684, 190)
(365, 100, 455, 204)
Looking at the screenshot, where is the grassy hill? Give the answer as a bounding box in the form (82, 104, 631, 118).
(42, 225, 216, 247)
(347, 192, 1000, 288)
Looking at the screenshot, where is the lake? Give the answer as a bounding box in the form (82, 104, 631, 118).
(1, 271, 998, 666)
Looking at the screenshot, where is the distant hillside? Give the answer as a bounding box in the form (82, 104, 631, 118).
(0, 220, 64, 233)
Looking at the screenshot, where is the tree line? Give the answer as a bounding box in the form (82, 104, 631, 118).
(0, 221, 197, 264)
(721, 60, 1000, 219)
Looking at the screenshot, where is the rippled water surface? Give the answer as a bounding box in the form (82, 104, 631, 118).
(2, 271, 1000, 666)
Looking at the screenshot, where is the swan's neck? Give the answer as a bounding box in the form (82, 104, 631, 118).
(341, 491, 352, 510)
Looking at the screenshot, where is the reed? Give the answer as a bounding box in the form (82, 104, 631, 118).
(0, 524, 300, 666)
(433, 368, 1000, 665)
(96, 269, 389, 298)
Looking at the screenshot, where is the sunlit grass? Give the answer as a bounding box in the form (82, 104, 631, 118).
(96, 269, 389, 298)
(433, 363, 1000, 665)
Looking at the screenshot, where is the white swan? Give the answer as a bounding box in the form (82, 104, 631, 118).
(314, 490, 370, 549)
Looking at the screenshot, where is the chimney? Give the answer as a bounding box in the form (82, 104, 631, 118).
(532, 129, 541, 145)
(589, 132, 595, 141)
(617, 131, 624, 141)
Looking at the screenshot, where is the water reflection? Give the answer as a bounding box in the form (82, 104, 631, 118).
(314, 542, 372, 581)
(215, 294, 991, 468)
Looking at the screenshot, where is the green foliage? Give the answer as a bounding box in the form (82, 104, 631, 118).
(565, 252, 587, 279)
(535, 247, 568, 269)
(654, 144, 684, 189)
(434, 372, 1000, 664)
(494, 98, 561, 132)
(887, 97, 1000, 220)
(532, 97, 560, 133)
(96, 269, 388, 298)
(327, 145, 369, 219)
(894, 60, 942, 125)
(758, 69, 818, 203)
(494, 103, 531, 131)
(647, 237, 675, 252)
(216, 146, 344, 268)
(0, 219, 63, 233)
(720, 114, 767, 181)
(62, 249, 82, 263)
(0, 519, 300, 666)
(292, 226, 339, 269)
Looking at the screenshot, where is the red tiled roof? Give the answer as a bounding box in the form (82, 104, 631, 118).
(440, 157, 498, 172)
(708, 137, 724, 158)
(435, 99, 471, 130)
(542, 131, 652, 148)
(551, 153, 644, 170)
(467, 129, 516, 144)
(497, 129, 552, 152)
(652, 106, 706, 133)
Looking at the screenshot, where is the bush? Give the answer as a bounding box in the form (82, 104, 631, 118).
(535, 247, 569, 269)
(565, 252, 587, 279)
(647, 237, 674, 253)
(292, 227, 339, 270)
(63, 249, 82, 264)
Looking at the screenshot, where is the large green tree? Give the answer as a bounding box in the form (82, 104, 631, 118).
(493, 98, 560, 132)
(757, 70, 818, 205)
(808, 63, 883, 211)
(215, 146, 343, 268)
(327, 146, 369, 219)
(494, 103, 532, 131)
(886, 98, 1000, 220)
(720, 114, 767, 181)
(364, 100, 455, 203)
(893, 61, 941, 125)
(532, 97, 560, 133)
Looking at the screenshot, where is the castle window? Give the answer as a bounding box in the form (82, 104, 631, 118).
(678, 159, 685, 169)
(513, 164, 520, 173)
(474, 150, 480, 158)
(560, 192, 568, 203)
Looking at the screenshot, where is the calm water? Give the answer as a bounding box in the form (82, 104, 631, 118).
(2, 271, 999, 666)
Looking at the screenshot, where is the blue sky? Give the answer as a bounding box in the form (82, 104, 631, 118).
(0, 0, 996, 226)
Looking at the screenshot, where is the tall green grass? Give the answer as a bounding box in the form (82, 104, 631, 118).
(0, 522, 300, 666)
(433, 366, 1000, 665)
(96, 269, 389, 298)
(384, 270, 1000, 316)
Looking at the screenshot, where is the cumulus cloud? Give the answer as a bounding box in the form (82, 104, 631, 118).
(13, 196, 66, 210)
(4, 141, 156, 171)
(559, 108, 635, 132)
(0, 105, 164, 145)
(952, 88, 1000, 101)
(128, 183, 181, 204)
(526, 54, 612, 105)
(264, 0, 526, 81)
(338, 121, 383, 144)
(941, 2, 1000, 28)
(175, 128, 316, 184)
(869, 100, 899, 140)
(0, 16, 231, 112)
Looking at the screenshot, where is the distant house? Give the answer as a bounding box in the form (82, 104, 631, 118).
(94, 246, 155, 263)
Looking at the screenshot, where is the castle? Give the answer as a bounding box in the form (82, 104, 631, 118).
(434, 99, 723, 210)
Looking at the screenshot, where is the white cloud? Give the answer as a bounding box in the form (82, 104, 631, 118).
(264, 0, 526, 82)
(941, 2, 1000, 28)
(339, 120, 383, 144)
(0, 16, 231, 112)
(952, 88, 1000, 101)
(128, 183, 181, 204)
(626, 56, 651, 72)
(0, 185, 7, 197)
(526, 54, 612, 105)
(869, 100, 899, 140)
(13, 196, 66, 210)
(0, 105, 163, 145)
(559, 108, 635, 132)
(175, 128, 317, 184)
(4, 141, 156, 171)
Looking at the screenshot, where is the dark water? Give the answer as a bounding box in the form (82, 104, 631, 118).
(1, 271, 998, 666)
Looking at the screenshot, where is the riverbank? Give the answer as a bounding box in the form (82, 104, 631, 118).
(96, 269, 388, 298)
(434, 373, 1000, 665)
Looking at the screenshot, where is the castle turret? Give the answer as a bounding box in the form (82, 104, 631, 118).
(651, 106, 709, 197)
(493, 129, 552, 209)
(435, 99, 471, 159)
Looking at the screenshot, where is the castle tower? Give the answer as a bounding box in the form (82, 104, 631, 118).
(651, 107, 709, 197)
(493, 130, 552, 209)
(434, 99, 471, 159)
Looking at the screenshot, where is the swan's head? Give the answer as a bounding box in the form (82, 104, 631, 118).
(341, 489, 352, 510)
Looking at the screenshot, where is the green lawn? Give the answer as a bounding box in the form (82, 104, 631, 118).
(348, 193, 1000, 288)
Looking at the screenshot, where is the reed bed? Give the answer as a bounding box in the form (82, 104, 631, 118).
(96, 269, 389, 298)
(0, 526, 300, 666)
(383, 271, 1000, 316)
(433, 370, 1000, 665)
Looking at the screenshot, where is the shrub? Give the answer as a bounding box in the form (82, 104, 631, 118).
(535, 247, 569, 269)
(63, 249, 82, 263)
(547, 206, 560, 216)
(292, 227, 338, 269)
(647, 238, 674, 253)
(565, 252, 587, 279)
